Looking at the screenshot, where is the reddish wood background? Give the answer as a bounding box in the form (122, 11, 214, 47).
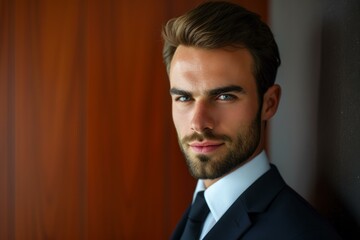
(0, 0, 267, 239)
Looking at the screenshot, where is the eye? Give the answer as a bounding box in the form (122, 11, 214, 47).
(217, 94, 236, 101)
(175, 95, 192, 102)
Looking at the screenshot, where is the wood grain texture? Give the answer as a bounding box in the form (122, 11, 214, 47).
(86, 1, 194, 238)
(0, 0, 15, 239)
(0, 0, 268, 239)
(13, 0, 86, 238)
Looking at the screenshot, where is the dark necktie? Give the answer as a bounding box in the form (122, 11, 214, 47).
(180, 191, 210, 240)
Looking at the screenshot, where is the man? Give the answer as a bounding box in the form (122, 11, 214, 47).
(162, 1, 340, 239)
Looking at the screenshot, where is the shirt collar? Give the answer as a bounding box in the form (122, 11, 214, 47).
(193, 150, 270, 221)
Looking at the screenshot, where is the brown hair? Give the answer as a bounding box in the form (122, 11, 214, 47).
(162, 1, 280, 96)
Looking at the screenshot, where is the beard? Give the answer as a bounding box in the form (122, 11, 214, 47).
(178, 111, 261, 180)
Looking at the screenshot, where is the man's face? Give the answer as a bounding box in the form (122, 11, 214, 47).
(169, 46, 264, 180)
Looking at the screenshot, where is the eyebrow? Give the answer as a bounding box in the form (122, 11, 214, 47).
(208, 85, 244, 96)
(169, 88, 191, 96)
(170, 85, 244, 96)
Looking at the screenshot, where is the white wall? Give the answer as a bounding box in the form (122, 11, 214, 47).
(268, 0, 322, 201)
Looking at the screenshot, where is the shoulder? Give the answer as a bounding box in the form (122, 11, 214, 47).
(242, 178, 341, 239)
(266, 185, 339, 235)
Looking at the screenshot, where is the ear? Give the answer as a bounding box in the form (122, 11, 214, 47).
(261, 84, 281, 121)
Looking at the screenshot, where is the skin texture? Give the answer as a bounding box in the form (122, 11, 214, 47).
(169, 45, 281, 188)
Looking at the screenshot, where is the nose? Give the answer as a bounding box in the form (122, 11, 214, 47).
(190, 101, 215, 133)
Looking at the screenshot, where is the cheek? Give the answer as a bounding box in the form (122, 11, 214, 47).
(172, 108, 188, 136)
(218, 104, 258, 130)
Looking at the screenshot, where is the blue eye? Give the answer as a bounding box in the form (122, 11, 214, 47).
(176, 96, 191, 102)
(217, 94, 235, 101)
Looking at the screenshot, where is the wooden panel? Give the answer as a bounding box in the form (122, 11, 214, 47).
(86, 0, 194, 238)
(0, 0, 15, 239)
(0, 0, 268, 239)
(13, 0, 86, 238)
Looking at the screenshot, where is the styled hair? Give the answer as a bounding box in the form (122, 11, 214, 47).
(162, 1, 281, 96)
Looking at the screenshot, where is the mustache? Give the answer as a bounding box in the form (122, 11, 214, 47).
(181, 131, 231, 143)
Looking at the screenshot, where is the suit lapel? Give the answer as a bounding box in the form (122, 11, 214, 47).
(241, 164, 285, 213)
(204, 165, 286, 240)
(170, 165, 286, 240)
(203, 198, 251, 240)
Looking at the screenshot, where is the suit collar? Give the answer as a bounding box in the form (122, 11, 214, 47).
(242, 164, 286, 212)
(203, 198, 251, 240)
(204, 151, 271, 221)
(203, 165, 286, 239)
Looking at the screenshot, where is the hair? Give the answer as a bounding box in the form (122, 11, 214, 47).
(162, 1, 281, 97)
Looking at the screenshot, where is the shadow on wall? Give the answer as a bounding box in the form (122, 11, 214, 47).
(315, 0, 360, 239)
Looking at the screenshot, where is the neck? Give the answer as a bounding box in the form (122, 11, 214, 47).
(202, 147, 264, 189)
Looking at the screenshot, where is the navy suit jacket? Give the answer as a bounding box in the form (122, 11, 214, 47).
(171, 165, 341, 240)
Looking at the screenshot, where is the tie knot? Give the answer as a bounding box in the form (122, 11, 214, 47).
(188, 191, 209, 222)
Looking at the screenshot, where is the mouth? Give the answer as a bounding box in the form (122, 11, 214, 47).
(188, 141, 224, 154)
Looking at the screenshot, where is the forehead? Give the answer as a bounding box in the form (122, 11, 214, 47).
(169, 45, 256, 91)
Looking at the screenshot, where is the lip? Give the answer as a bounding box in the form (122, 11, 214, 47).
(189, 141, 224, 154)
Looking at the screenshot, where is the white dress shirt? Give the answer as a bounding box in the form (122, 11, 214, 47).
(192, 150, 271, 239)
